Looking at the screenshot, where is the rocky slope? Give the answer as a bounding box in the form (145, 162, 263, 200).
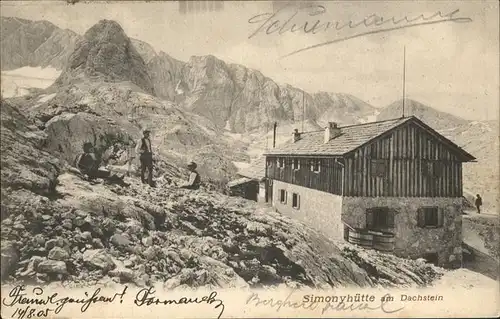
(1, 173, 444, 289)
(462, 214, 499, 280)
(8, 78, 242, 182)
(0, 17, 80, 70)
(0, 101, 61, 199)
(0, 100, 444, 288)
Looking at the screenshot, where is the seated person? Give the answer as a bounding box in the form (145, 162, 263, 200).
(75, 142, 128, 185)
(179, 162, 201, 190)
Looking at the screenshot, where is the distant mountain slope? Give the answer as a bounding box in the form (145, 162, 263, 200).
(0, 16, 81, 70)
(314, 92, 377, 125)
(377, 99, 469, 130)
(439, 120, 499, 212)
(130, 38, 157, 64)
(141, 53, 377, 132)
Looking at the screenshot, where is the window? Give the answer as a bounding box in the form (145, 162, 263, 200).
(417, 207, 443, 228)
(277, 158, 285, 169)
(366, 207, 394, 229)
(267, 159, 273, 167)
(292, 193, 300, 209)
(292, 158, 300, 170)
(279, 189, 287, 204)
(310, 159, 321, 173)
(371, 159, 387, 177)
(423, 253, 439, 266)
(423, 161, 443, 178)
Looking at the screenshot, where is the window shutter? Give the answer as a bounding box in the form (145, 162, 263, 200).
(370, 161, 376, 175)
(297, 194, 300, 209)
(284, 191, 287, 204)
(366, 209, 374, 228)
(387, 210, 395, 228)
(417, 209, 425, 227)
(437, 209, 444, 227)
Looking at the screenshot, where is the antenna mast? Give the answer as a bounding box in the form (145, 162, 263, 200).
(302, 90, 305, 132)
(265, 122, 269, 150)
(402, 45, 406, 118)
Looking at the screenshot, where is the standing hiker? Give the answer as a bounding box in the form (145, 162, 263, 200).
(475, 194, 482, 214)
(135, 129, 154, 187)
(180, 162, 201, 190)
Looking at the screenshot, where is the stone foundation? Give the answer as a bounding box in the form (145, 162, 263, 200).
(342, 197, 463, 268)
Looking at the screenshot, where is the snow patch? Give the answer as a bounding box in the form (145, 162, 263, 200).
(233, 161, 251, 170)
(135, 92, 156, 101)
(2, 66, 61, 79)
(1, 67, 60, 98)
(38, 93, 57, 103)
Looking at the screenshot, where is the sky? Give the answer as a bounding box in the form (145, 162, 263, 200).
(1, 0, 499, 120)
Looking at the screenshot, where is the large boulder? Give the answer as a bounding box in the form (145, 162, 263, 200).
(1, 241, 19, 281)
(44, 112, 134, 166)
(37, 260, 67, 275)
(83, 249, 115, 271)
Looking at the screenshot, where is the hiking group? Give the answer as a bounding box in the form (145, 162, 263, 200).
(74, 129, 201, 189)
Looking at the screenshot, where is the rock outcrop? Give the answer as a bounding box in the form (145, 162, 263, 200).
(54, 20, 154, 95)
(0, 100, 61, 197)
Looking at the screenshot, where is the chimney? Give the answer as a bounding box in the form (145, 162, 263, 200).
(324, 122, 341, 143)
(293, 129, 301, 143)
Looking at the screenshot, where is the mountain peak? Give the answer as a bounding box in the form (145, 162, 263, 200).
(378, 98, 469, 129)
(84, 19, 126, 42)
(54, 20, 155, 94)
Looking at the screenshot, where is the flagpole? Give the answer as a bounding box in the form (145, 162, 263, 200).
(402, 45, 406, 118)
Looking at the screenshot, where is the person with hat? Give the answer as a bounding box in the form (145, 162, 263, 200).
(74, 142, 127, 185)
(135, 129, 154, 187)
(180, 161, 201, 190)
(475, 194, 483, 214)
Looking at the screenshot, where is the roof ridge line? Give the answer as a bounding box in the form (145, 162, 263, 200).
(339, 116, 414, 129)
